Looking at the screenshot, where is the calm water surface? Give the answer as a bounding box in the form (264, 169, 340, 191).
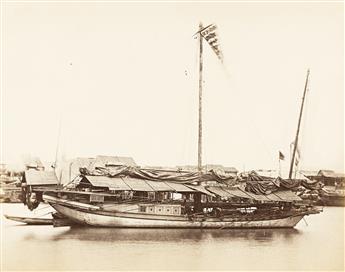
(1, 203, 344, 271)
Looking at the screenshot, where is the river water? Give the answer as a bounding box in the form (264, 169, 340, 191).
(1, 203, 344, 271)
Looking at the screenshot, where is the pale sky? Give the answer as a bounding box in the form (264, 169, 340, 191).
(1, 2, 344, 175)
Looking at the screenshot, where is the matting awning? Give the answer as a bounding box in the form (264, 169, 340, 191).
(222, 187, 253, 199)
(122, 177, 155, 191)
(240, 189, 270, 201)
(84, 176, 131, 190)
(265, 193, 283, 202)
(165, 182, 196, 192)
(206, 186, 230, 198)
(206, 186, 301, 202)
(146, 180, 174, 192)
(273, 190, 302, 202)
(83, 175, 202, 193)
(184, 185, 214, 196)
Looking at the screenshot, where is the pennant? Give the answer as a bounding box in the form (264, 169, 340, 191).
(200, 24, 223, 62)
(295, 156, 300, 166)
(279, 151, 285, 160)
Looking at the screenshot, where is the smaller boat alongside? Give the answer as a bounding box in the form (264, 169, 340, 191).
(4, 214, 53, 225)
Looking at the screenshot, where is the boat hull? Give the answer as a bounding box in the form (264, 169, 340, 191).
(50, 203, 304, 229)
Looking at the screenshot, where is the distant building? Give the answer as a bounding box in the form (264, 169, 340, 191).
(305, 169, 345, 187)
(58, 155, 137, 184)
(299, 170, 319, 177)
(0, 163, 7, 175)
(177, 164, 238, 175)
(24, 157, 45, 171)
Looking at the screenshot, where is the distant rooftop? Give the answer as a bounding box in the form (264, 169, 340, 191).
(176, 165, 238, 174)
(317, 170, 345, 178)
(70, 155, 137, 170)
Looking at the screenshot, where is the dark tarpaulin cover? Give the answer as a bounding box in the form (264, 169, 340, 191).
(301, 180, 323, 190)
(244, 172, 322, 195)
(79, 165, 235, 184)
(245, 180, 279, 195)
(279, 178, 302, 189)
(79, 165, 319, 200)
(246, 171, 273, 181)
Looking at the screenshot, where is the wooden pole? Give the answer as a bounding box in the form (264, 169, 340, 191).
(194, 22, 204, 212)
(279, 158, 281, 177)
(198, 22, 203, 174)
(289, 69, 310, 179)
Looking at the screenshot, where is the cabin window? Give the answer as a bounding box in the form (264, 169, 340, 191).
(148, 192, 155, 200)
(139, 206, 146, 212)
(90, 194, 104, 203)
(173, 193, 182, 200)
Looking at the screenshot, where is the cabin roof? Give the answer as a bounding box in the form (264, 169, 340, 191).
(186, 185, 215, 196)
(222, 187, 253, 199)
(273, 190, 302, 201)
(81, 175, 301, 201)
(165, 182, 196, 192)
(83, 175, 131, 190)
(82, 175, 196, 193)
(25, 170, 59, 186)
(206, 185, 301, 202)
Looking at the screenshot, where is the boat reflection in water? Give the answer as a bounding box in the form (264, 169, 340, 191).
(51, 226, 301, 244)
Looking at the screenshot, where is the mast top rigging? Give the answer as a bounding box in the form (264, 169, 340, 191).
(289, 69, 310, 179)
(196, 22, 224, 174)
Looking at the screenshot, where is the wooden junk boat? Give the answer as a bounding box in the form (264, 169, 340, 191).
(20, 162, 321, 228)
(36, 166, 320, 228)
(19, 23, 322, 228)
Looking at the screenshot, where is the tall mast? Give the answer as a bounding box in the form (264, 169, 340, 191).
(198, 22, 203, 173)
(289, 69, 310, 179)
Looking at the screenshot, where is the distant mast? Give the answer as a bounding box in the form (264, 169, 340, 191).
(288, 69, 310, 179)
(198, 22, 203, 173)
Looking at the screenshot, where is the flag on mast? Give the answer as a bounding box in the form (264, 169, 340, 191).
(279, 151, 285, 160)
(295, 151, 300, 166)
(200, 24, 223, 62)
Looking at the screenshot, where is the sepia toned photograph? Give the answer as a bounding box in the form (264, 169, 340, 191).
(0, 0, 344, 271)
